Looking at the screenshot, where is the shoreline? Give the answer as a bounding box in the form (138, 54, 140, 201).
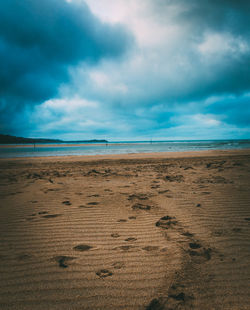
(0, 138, 249, 148)
(1, 148, 250, 161)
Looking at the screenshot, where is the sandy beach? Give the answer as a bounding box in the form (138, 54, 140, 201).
(0, 150, 250, 310)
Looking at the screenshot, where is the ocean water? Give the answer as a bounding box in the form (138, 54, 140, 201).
(0, 140, 250, 158)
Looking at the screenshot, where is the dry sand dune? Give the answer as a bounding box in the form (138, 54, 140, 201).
(0, 150, 250, 309)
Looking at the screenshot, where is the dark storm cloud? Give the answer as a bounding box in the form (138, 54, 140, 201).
(153, 0, 250, 34)
(0, 0, 132, 133)
(176, 0, 250, 32)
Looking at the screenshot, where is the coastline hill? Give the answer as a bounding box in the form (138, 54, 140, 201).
(0, 134, 108, 144)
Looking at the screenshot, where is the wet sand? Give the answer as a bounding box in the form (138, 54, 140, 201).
(0, 150, 250, 309)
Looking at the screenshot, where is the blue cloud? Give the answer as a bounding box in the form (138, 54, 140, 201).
(205, 94, 250, 127)
(0, 0, 133, 133)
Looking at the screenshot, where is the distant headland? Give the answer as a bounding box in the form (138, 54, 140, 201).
(0, 134, 108, 144)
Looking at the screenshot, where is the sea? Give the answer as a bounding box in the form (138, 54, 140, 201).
(0, 140, 250, 158)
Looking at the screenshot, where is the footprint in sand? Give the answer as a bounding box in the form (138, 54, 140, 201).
(128, 194, 149, 201)
(188, 247, 212, 262)
(132, 203, 151, 211)
(146, 298, 165, 310)
(183, 166, 194, 170)
(181, 231, 194, 237)
(73, 244, 93, 251)
(148, 284, 192, 309)
(125, 237, 137, 242)
(43, 214, 61, 218)
(96, 269, 113, 278)
(165, 175, 184, 182)
(78, 205, 93, 209)
(189, 242, 201, 249)
(111, 233, 120, 238)
(151, 185, 160, 189)
(169, 291, 186, 301)
(155, 216, 177, 229)
(158, 190, 170, 194)
(53, 256, 76, 268)
(117, 219, 127, 222)
(62, 200, 71, 205)
(46, 188, 59, 192)
(112, 262, 125, 269)
(160, 247, 168, 252)
(87, 169, 101, 176)
(143, 246, 159, 252)
(114, 245, 137, 251)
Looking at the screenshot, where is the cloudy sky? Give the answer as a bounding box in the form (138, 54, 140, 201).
(1, 0, 250, 140)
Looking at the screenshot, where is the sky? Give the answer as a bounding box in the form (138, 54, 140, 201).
(0, 0, 250, 141)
